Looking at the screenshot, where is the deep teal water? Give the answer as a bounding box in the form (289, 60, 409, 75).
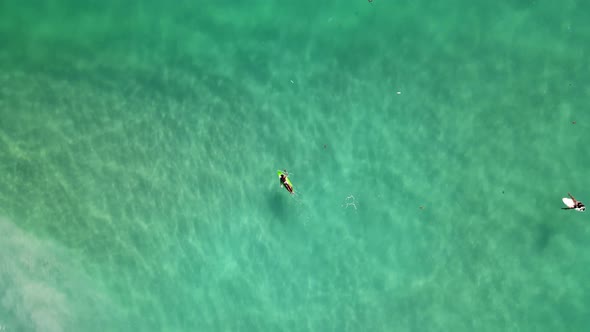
(1, 1, 590, 331)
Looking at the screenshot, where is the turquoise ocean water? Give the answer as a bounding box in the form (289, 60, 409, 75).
(1, 1, 589, 331)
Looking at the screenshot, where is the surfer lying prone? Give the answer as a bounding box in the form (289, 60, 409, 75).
(280, 170, 294, 194)
(563, 192, 585, 212)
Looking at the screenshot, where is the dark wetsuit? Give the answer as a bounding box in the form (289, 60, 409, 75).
(280, 175, 293, 193)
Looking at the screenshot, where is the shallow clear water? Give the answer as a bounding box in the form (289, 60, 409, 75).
(1, 1, 589, 331)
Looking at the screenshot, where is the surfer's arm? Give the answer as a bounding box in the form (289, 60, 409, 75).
(568, 192, 577, 203)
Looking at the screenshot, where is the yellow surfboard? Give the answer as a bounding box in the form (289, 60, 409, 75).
(277, 170, 294, 194)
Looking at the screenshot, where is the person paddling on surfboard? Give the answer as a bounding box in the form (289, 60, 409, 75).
(279, 169, 294, 194)
(563, 192, 585, 212)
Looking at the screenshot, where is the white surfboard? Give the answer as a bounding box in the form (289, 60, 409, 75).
(563, 197, 586, 212)
(562, 197, 575, 208)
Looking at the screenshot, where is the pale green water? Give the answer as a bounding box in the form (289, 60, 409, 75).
(1, 1, 590, 331)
